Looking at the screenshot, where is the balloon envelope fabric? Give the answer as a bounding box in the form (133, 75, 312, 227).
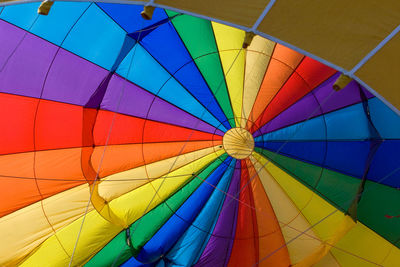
(0, 2, 399, 267)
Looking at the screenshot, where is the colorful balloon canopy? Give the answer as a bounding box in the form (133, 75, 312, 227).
(0, 2, 399, 267)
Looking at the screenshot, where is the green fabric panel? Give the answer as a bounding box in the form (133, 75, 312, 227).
(84, 233, 128, 267)
(256, 147, 400, 248)
(255, 147, 322, 187)
(84, 155, 227, 266)
(316, 169, 360, 211)
(358, 181, 400, 248)
(129, 154, 227, 253)
(255, 148, 360, 211)
(167, 11, 235, 127)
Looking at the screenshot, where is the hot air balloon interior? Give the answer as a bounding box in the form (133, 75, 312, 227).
(0, 1, 399, 267)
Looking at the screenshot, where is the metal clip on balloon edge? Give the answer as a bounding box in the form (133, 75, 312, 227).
(37, 0, 54, 16)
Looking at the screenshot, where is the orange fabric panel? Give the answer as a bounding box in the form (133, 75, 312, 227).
(228, 161, 258, 267)
(246, 45, 303, 130)
(0, 93, 37, 155)
(246, 159, 291, 266)
(0, 148, 85, 217)
(250, 57, 336, 132)
(93, 110, 221, 145)
(91, 140, 219, 178)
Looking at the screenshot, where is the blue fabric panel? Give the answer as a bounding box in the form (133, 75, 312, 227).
(256, 141, 371, 179)
(1, 2, 90, 45)
(116, 44, 226, 131)
(61, 4, 127, 70)
(254, 116, 326, 142)
(368, 140, 400, 188)
(1, 2, 91, 46)
(369, 98, 400, 139)
(97, 3, 167, 33)
(121, 256, 154, 267)
(139, 21, 230, 129)
(135, 157, 232, 263)
(165, 160, 236, 266)
(255, 141, 326, 165)
(0, 2, 39, 31)
(324, 141, 370, 178)
(324, 103, 370, 140)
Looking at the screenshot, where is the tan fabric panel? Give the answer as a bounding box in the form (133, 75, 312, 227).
(356, 32, 400, 111)
(156, 0, 270, 27)
(257, 0, 400, 70)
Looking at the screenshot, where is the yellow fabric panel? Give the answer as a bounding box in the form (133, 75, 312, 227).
(257, 0, 400, 70)
(356, 32, 400, 112)
(0, 183, 93, 266)
(98, 146, 220, 201)
(155, 0, 269, 28)
(109, 149, 224, 226)
(1, 147, 220, 266)
(20, 209, 123, 267)
(19, 149, 224, 266)
(250, 155, 339, 266)
(253, 152, 400, 266)
(331, 223, 400, 267)
(212, 22, 245, 126)
(241, 36, 275, 128)
(293, 215, 355, 267)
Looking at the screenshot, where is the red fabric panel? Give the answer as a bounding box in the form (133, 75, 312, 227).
(250, 57, 336, 132)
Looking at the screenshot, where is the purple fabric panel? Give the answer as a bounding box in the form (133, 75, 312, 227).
(0, 20, 58, 98)
(255, 73, 373, 137)
(102, 75, 223, 135)
(255, 91, 321, 137)
(42, 48, 108, 105)
(194, 160, 241, 267)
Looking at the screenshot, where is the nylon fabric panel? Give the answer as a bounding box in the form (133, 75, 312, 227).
(136, 16, 230, 129)
(166, 11, 235, 127)
(255, 74, 369, 136)
(212, 22, 245, 127)
(97, 146, 222, 202)
(116, 44, 225, 131)
(85, 156, 226, 266)
(0, 149, 219, 265)
(0, 183, 93, 266)
(250, 154, 339, 266)
(255, 148, 360, 211)
(134, 157, 232, 263)
(100, 75, 222, 135)
(367, 141, 400, 188)
(194, 161, 241, 266)
(256, 147, 400, 249)
(18, 150, 224, 266)
(0, 20, 58, 98)
(0, 2, 91, 46)
(369, 97, 400, 139)
(91, 141, 219, 179)
(256, 141, 372, 180)
(241, 36, 275, 128)
(227, 161, 258, 267)
(246, 44, 303, 130)
(245, 158, 291, 266)
(251, 57, 336, 132)
(60, 4, 128, 70)
(255, 103, 371, 142)
(163, 160, 236, 266)
(252, 152, 400, 266)
(93, 110, 220, 146)
(97, 3, 168, 33)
